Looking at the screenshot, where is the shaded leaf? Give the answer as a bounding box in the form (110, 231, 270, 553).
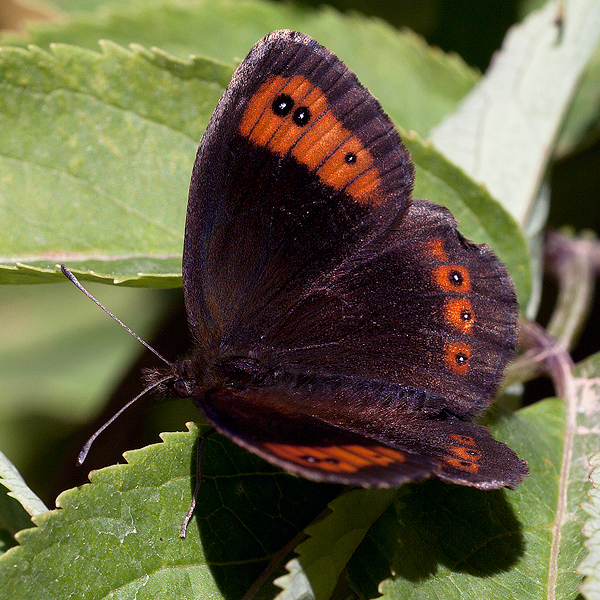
(0, 281, 174, 486)
(344, 349, 600, 600)
(0, 450, 44, 553)
(275, 489, 397, 600)
(556, 44, 600, 157)
(347, 399, 569, 598)
(580, 453, 600, 600)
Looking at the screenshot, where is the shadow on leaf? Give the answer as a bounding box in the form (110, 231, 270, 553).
(348, 478, 525, 596)
(191, 434, 340, 599)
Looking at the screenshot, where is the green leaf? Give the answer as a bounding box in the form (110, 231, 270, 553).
(431, 0, 600, 228)
(580, 453, 600, 600)
(0, 449, 48, 518)
(7, 0, 478, 137)
(274, 488, 397, 600)
(577, 353, 600, 599)
(0, 41, 228, 285)
(0, 427, 217, 599)
(0, 424, 338, 599)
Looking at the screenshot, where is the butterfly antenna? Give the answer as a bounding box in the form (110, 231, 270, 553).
(77, 375, 173, 465)
(60, 265, 172, 367)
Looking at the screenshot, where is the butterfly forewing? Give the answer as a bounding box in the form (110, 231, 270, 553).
(184, 30, 413, 346)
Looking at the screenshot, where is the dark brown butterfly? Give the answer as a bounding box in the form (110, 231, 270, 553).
(147, 29, 527, 498)
(68, 31, 527, 537)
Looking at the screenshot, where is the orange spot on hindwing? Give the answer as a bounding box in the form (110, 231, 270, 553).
(433, 265, 471, 293)
(238, 75, 381, 205)
(425, 244, 476, 377)
(444, 297, 474, 333)
(444, 341, 471, 375)
(425, 238, 449, 261)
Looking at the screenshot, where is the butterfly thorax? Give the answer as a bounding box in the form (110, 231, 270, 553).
(148, 351, 275, 399)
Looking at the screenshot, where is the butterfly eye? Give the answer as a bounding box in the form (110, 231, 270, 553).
(292, 106, 311, 126)
(345, 152, 357, 164)
(173, 379, 194, 397)
(272, 94, 294, 116)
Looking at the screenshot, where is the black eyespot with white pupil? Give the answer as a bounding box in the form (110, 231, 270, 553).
(461, 310, 472, 321)
(272, 94, 294, 117)
(345, 152, 357, 164)
(455, 353, 468, 365)
(302, 455, 338, 465)
(448, 270, 464, 286)
(293, 106, 311, 126)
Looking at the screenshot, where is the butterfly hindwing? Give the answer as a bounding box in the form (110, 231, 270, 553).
(197, 387, 527, 488)
(198, 387, 437, 486)
(254, 200, 518, 420)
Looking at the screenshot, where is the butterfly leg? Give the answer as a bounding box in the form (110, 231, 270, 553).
(180, 426, 216, 538)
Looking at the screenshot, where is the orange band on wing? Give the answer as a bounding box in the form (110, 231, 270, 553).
(263, 442, 405, 474)
(238, 75, 381, 205)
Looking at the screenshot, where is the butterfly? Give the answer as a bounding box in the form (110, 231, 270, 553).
(145, 30, 527, 505)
